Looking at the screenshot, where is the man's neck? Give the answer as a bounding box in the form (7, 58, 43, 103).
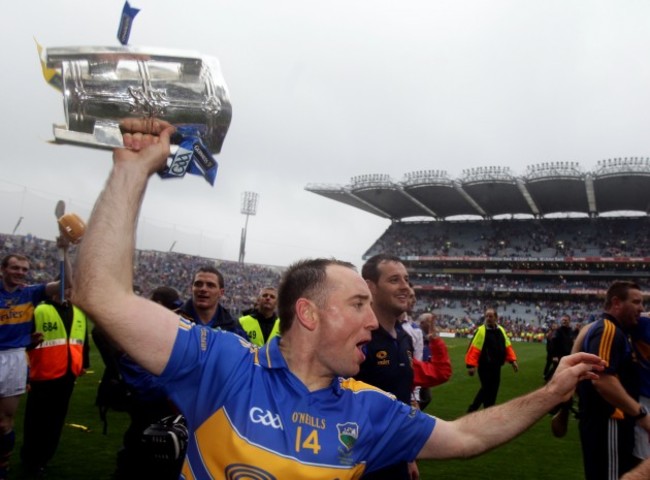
(279, 334, 334, 392)
(374, 308, 399, 337)
(1, 281, 20, 294)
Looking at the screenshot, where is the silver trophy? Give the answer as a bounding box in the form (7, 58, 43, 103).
(45, 46, 231, 153)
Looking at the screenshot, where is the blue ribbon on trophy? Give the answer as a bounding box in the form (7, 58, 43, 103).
(160, 126, 219, 186)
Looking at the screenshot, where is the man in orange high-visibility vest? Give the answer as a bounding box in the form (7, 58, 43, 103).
(20, 287, 89, 475)
(466, 308, 518, 412)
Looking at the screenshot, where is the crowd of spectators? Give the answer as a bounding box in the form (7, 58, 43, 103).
(412, 274, 649, 292)
(1, 226, 643, 331)
(0, 233, 283, 317)
(365, 216, 650, 259)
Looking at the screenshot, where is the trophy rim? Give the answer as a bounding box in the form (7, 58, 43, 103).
(45, 46, 212, 68)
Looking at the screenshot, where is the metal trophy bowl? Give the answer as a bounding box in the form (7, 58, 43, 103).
(45, 46, 232, 153)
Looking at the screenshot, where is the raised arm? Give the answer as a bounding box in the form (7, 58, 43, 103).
(45, 235, 73, 298)
(417, 352, 604, 459)
(73, 119, 179, 375)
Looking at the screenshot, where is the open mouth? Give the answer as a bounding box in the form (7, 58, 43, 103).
(356, 340, 369, 360)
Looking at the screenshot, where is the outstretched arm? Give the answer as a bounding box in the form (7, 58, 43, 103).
(73, 119, 179, 375)
(417, 352, 605, 459)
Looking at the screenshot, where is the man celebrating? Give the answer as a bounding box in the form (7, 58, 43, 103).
(72, 119, 603, 478)
(0, 240, 71, 480)
(179, 266, 247, 339)
(239, 287, 280, 346)
(466, 308, 518, 412)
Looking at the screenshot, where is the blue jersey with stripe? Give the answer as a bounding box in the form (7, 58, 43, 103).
(0, 282, 47, 349)
(160, 319, 436, 479)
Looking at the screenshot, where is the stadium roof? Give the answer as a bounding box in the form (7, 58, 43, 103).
(305, 158, 650, 220)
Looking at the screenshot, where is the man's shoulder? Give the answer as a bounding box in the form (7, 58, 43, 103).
(585, 317, 631, 356)
(0, 282, 46, 300)
(339, 377, 396, 399)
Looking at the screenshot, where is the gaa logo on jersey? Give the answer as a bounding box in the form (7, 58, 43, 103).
(249, 407, 284, 430)
(336, 422, 359, 451)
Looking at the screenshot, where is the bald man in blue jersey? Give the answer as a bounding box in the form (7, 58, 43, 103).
(73, 119, 604, 479)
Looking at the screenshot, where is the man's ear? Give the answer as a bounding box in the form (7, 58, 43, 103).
(295, 298, 318, 331)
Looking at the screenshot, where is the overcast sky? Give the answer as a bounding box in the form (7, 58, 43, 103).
(2, 0, 650, 269)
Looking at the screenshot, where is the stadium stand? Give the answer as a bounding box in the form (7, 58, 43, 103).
(307, 159, 650, 335)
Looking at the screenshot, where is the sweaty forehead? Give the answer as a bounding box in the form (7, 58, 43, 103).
(194, 272, 219, 284)
(326, 265, 369, 294)
(7, 258, 29, 269)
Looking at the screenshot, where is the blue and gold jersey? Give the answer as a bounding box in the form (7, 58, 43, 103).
(0, 283, 46, 350)
(578, 314, 637, 419)
(161, 319, 436, 479)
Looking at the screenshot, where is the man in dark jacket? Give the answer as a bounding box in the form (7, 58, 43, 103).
(466, 308, 518, 412)
(179, 266, 248, 339)
(546, 314, 576, 381)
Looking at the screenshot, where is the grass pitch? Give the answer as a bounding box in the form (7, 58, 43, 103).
(11, 337, 584, 479)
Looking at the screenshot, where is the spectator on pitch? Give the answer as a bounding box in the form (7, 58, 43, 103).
(239, 287, 280, 346)
(179, 265, 248, 339)
(543, 324, 557, 381)
(72, 118, 605, 479)
(20, 285, 89, 476)
(576, 281, 648, 480)
(466, 308, 519, 412)
(546, 314, 576, 382)
(0, 238, 71, 480)
(546, 315, 578, 436)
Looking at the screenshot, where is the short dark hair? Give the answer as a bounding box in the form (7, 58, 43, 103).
(1, 254, 30, 269)
(151, 286, 181, 310)
(484, 308, 498, 318)
(361, 253, 403, 283)
(604, 281, 641, 310)
(278, 258, 356, 333)
(194, 265, 224, 289)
